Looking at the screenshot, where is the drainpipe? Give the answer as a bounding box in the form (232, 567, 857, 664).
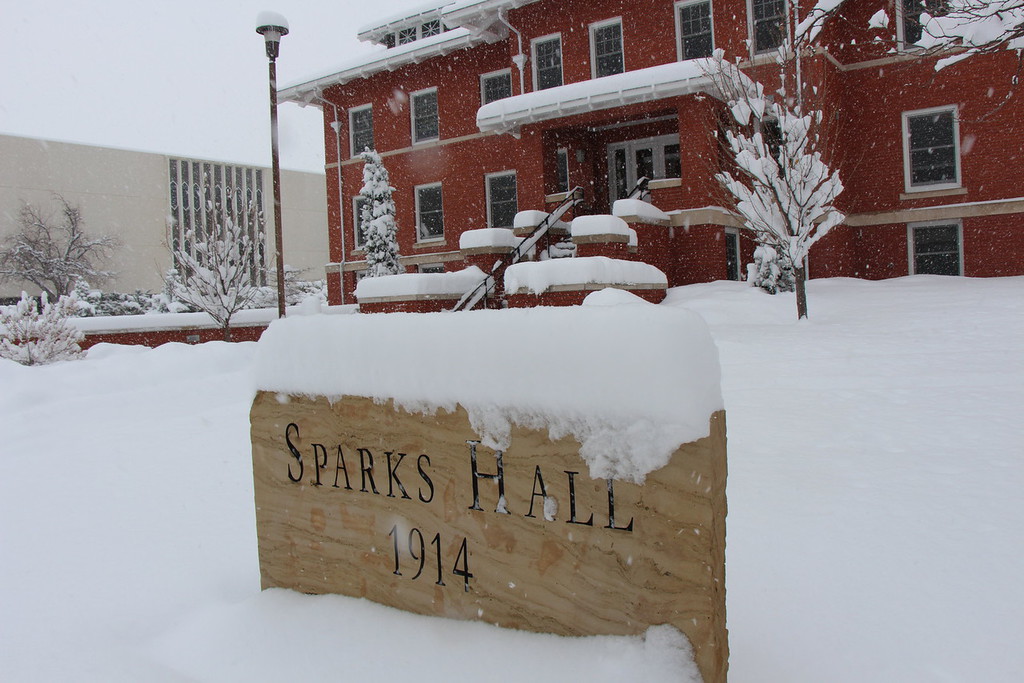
(307, 89, 348, 305)
(498, 8, 526, 94)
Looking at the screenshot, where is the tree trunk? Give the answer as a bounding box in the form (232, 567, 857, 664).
(223, 320, 232, 342)
(795, 266, 808, 319)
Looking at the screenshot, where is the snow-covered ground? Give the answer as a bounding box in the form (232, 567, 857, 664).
(2, 275, 1021, 681)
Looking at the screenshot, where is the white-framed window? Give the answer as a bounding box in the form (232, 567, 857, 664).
(352, 195, 368, 249)
(676, 0, 714, 61)
(486, 171, 518, 228)
(411, 87, 439, 144)
(349, 104, 374, 156)
(398, 27, 417, 45)
(532, 34, 563, 91)
(418, 262, 445, 273)
(421, 19, 442, 38)
(481, 68, 513, 105)
(415, 183, 444, 241)
(908, 220, 962, 276)
(590, 18, 624, 78)
(748, 0, 786, 54)
(902, 105, 960, 192)
(897, 0, 949, 49)
(555, 148, 570, 193)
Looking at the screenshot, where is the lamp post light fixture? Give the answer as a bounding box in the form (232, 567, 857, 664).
(256, 11, 289, 318)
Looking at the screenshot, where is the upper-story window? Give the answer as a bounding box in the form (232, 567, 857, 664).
(898, 0, 949, 48)
(902, 105, 960, 192)
(677, 0, 714, 60)
(481, 68, 513, 105)
(421, 19, 442, 37)
(750, 0, 786, 54)
(486, 171, 518, 228)
(533, 34, 563, 90)
(411, 88, 439, 144)
(590, 19, 624, 78)
(349, 104, 374, 156)
(416, 183, 445, 241)
(398, 27, 417, 45)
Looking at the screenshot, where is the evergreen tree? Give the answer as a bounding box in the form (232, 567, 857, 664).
(0, 292, 84, 365)
(747, 244, 795, 295)
(358, 150, 402, 277)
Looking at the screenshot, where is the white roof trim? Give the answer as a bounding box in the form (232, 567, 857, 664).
(281, 29, 483, 104)
(476, 59, 719, 134)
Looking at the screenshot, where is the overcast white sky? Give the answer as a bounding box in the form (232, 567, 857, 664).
(0, 0, 432, 173)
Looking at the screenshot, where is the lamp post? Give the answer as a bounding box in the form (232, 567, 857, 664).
(256, 12, 289, 319)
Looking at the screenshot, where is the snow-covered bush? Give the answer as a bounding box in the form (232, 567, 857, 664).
(0, 292, 84, 366)
(747, 245, 795, 295)
(358, 150, 402, 277)
(72, 279, 167, 317)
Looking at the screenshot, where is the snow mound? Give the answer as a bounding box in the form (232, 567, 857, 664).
(505, 257, 667, 295)
(254, 305, 722, 482)
(355, 266, 484, 299)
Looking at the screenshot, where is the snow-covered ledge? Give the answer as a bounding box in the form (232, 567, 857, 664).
(571, 215, 633, 243)
(477, 59, 718, 134)
(512, 209, 569, 237)
(459, 228, 520, 254)
(505, 256, 666, 295)
(355, 267, 485, 304)
(613, 199, 672, 227)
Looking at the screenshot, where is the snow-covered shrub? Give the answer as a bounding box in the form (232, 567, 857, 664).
(71, 279, 164, 317)
(250, 266, 327, 308)
(358, 150, 402, 277)
(0, 292, 84, 366)
(747, 245, 795, 295)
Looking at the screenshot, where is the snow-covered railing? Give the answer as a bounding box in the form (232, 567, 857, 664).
(451, 187, 582, 312)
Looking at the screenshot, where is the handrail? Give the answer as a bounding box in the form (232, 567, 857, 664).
(452, 186, 583, 312)
(625, 176, 651, 202)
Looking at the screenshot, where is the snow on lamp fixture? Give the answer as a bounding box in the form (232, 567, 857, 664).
(256, 11, 289, 61)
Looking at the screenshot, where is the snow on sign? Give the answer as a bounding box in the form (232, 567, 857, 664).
(250, 301, 728, 682)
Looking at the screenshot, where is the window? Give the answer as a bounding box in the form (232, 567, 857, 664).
(168, 158, 266, 284)
(349, 105, 374, 156)
(556, 148, 570, 193)
(533, 34, 563, 90)
(725, 228, 741, 281)
(898, 0, 948, 47)
(416, 183, 444, 241)
(486, 172, 518, 228)
(383, 33, 396, 49)
(398, 27, 417, 45)
(352, 196, 368, 249)
(481, 68, 513, 105)
(750, 0, 786, 54)
(902, 106, 960, 191)
(411, 88, 439, 143)
(590, 19, 624, 78)
(664, 143, 681, 178)
(677, 0, 714, 60)
(418, 263, 445, 273)
(421, 20, 441, 37)
(909, 222, 961, 275)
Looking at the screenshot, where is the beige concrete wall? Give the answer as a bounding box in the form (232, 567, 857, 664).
(0, 134, 328, 299)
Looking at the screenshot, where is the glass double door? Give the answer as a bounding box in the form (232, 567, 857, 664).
(607, 134, 681, 203)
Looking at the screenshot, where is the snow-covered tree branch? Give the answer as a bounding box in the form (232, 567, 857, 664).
(0, 292, 84, 366)
(705, 49, 845, 319)
(358, 150, 402, 277)
(0, 195, 119, 301)
(170, 198, 264, 341)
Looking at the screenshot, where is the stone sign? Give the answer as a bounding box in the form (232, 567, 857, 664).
(251, 393, 728, 682)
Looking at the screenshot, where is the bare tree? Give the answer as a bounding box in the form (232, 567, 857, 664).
(705, 50, 845, 319)
(170, 198, 265, 341)
(0, 194, 119, 301)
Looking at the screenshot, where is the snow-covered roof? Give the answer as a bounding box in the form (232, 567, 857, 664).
(442, 0, 541, 39)
(280, 28, 484, 104)
(477, 59, 719, 134)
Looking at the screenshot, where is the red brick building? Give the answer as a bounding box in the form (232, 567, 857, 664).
(282, 0, 1023, 308)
